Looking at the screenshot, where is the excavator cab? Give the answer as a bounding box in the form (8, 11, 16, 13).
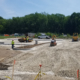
(72, 33, 79, 41)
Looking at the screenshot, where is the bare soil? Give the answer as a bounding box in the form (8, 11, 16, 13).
(0, 39, 80, 80)
(17, 42, 50, 48)
(0, 46, 21, 63)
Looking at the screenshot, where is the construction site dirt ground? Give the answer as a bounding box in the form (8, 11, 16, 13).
(0, 38, 80, 80)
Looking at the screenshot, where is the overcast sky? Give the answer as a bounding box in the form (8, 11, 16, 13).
(0, 0, 80, 19)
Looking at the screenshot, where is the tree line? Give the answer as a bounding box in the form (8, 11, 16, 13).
(0, 12, 80, 34)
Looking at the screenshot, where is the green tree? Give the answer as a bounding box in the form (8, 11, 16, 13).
(0, 25, 4, 33)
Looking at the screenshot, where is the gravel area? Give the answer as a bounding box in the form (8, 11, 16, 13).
(0, 38, 79, 80)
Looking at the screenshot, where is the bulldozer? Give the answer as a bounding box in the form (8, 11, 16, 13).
(50, 35, 57, 46)
(72, 33, 79, 41)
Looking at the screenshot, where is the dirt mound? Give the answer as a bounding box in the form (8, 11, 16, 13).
(0, 63, 10, 70)
(0, 46, 21, 63)
(0, 78, 4, 80)
(0, 39, 79, 79)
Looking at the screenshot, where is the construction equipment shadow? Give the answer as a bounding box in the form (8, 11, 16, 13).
(69, 40, 79, 42)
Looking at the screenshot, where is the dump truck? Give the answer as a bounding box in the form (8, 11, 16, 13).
(72, 33, 79, 41)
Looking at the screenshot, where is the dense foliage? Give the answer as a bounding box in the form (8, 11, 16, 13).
(0, 12, 80, 34)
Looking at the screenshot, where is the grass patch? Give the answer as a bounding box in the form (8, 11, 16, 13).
(0, 36, 25, 39)
(34, 33, 73, 39)
(57, 35, 72, 39)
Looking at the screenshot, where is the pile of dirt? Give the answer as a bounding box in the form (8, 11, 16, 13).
(0, 78, 4, 80)
(0, 46, 21, 63)
(0, 39, 80, 79)
(0, 63, 10, 70)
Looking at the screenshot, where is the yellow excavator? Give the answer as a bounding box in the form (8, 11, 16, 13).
(72, 33, 79, 41)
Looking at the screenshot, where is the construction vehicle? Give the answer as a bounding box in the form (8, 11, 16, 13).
(72, 33, 79, 41)
(50, 35, 57, 46)
(18, 37, 33, 42)
(18, 33, 33, 42)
